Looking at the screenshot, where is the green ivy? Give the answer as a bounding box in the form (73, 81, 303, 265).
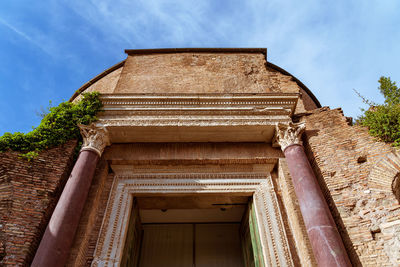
(356, 77, 400, 147)
(19, 151, 39, 161)
(0, 92, 102, 157)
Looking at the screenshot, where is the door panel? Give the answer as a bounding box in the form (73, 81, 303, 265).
(240, 210, 255, 267)
(139, 224, 193, 267)
(240, 200, 265, 267)
(195, 224, 244, 267)
(121, 199, 142, 267)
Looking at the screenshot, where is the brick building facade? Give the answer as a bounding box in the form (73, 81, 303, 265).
(1, 49, 399, 266)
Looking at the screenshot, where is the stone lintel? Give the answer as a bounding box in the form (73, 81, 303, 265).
(103, 142, 283, 165)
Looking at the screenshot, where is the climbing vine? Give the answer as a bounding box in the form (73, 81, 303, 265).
(0, 92, 102, 159)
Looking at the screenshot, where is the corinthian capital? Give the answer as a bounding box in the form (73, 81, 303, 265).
(78, 123, 110, 156)
(273, 122, 306, 152)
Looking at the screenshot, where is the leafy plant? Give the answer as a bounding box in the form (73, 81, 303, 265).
(19, 151, 39, 161)
(356, 77, 400, 147)
(0, 92, 102, 158)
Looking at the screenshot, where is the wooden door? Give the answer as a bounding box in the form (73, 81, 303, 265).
(139, 224, 193, 267)
(137, 223, 244, 267)
(195, 223, 244, 267)
(121, 198, 143, 267)
(240, 200, 265, 267)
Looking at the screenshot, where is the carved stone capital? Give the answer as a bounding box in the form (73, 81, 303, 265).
(78, 123, 110, 156)
(273, 122, 306, 152)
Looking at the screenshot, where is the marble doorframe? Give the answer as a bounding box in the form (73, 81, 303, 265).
(91, 165, 294, 267)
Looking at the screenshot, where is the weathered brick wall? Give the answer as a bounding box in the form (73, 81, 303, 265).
(77, 52, 318, 114)
(0, 140, 77, 266)
(301, 108, 400, 266)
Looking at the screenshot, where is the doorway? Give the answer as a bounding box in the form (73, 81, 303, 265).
(120, 195, 265, 267)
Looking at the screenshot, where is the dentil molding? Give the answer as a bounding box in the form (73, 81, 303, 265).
(97, 93, 298, 127)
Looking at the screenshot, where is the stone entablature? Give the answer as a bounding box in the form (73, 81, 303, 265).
(96, 93, 299, 143)
(100, 93, 298, 115)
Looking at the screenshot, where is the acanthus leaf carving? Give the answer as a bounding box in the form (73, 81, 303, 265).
(78, 123, 110, 156)
(273, 122, 306, 152)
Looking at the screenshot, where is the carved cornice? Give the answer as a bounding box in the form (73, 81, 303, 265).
(100, 93, 298, 109)
(98, 93, 298, 125)
(95, 94, 299, 142)
(79, 124, 110, 156)
(273, 122, 306, 152)
(98, 116, 290, 127)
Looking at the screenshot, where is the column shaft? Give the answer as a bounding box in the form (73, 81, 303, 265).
(284, 144, 351, 266)
(32, 150, 99, 267)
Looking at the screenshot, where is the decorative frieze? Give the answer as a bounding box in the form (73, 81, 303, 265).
(79, 124, 110, 156)
(100, 93, 299, 111)
(273, 122, 306, 151)
(94, 94, 299, 143)
(98, 94, 297, 122)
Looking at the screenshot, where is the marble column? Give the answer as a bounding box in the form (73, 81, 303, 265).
(274, 122, 351, 267)
(32, 124, 110, 267)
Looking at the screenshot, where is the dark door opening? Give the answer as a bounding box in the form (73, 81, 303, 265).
(120, 195, 264, 267)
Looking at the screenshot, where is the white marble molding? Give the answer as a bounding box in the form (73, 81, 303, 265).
(91, 165, 294, 267)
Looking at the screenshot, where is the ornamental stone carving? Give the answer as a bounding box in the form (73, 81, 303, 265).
(78, 123, 110, 156)
(273, 122, 306, 152)
(92, 165, 294, 266)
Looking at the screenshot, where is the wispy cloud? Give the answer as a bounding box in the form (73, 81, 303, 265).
(0, 16, 53, 56)
(65, 0, 251, 48)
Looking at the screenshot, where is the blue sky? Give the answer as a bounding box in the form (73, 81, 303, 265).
(1, 0, 399, 135)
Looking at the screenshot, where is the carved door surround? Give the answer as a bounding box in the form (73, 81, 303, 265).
(91, 164, 294, 267)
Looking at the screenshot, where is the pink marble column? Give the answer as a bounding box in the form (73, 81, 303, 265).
(274, 122, 351, 267)
(32, 124, 110, 267)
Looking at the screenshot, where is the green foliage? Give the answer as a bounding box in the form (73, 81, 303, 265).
(19, 151, 39, 161)
(378, 77, 400, 105)
(0, 92, 102, 157)
(357, 77, 400, 146)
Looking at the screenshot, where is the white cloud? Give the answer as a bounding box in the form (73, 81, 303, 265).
(0, 16, 53, 56)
